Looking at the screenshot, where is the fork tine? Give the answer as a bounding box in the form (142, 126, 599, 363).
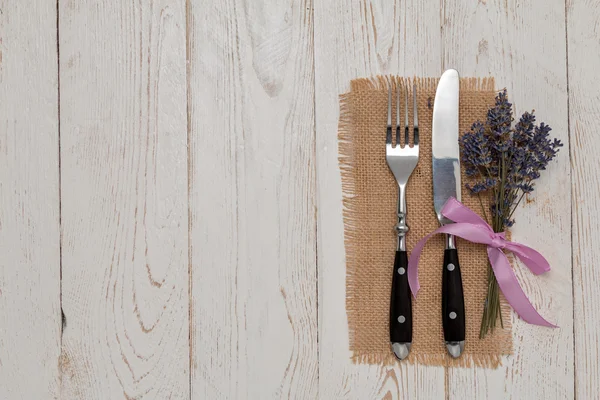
(413, 83, 419, 146)
(387, 80, 392, 145)
(404, 85, 409, 146)
(396, 81, 401, 147)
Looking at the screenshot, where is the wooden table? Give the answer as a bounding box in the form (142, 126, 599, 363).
(0, 0, 596, 398)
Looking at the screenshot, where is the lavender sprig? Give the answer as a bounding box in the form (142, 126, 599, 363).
(460, 90, 562, 338)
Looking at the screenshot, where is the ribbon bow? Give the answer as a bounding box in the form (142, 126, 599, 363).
(408, 197, 556, 327)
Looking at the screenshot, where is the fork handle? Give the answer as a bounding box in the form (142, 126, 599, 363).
(390, 250, 413, 344)
(442, 248, 466, 342)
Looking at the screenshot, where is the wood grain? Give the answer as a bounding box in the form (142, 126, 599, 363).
(443, 0, 573, 398)
(568, 0, 600, 398)
(0, 1, 61, 398)
(0, 0, 594, 397)
(314, 1, 446, 398)
(187, 0, 319, 398)
(59, 1, 190, 398)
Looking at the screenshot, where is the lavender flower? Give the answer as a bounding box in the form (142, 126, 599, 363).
(513, 111, 535, 144)
(460, 121, 492, 171)
(486, 89, 513, 152)
(466, 178, 497, 194)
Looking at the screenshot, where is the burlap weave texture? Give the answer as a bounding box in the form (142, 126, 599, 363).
(339, 76, 513, 368)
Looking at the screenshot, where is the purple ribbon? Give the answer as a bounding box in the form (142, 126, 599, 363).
(408, 197, 556, 328)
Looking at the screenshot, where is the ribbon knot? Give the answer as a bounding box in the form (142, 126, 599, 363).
(489, 233, 506, 249)
(407, 197, 556, 328)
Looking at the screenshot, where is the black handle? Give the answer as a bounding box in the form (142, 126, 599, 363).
(389, 251, 412, 344)
(442, 248, 466, 342)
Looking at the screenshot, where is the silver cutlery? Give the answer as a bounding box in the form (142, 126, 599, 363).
(432, 69, 466, 358)
(386, 80, 419, 360)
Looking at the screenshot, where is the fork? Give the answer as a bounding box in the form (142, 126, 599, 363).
(386, 80, 419, 361)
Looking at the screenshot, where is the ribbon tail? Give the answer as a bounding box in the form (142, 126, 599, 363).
(506, 243, 551, 275)
(488, 247, 557, 328)
(407, 231, 436, 298)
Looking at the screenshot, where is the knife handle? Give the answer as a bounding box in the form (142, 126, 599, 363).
(390, 250, 413, 344)
(442, 248, 466, 342)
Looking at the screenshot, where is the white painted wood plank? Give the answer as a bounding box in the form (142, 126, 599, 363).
(443, 0, 573, 399)
(314, 1, 446, 398)
(188, 0, 318, 398)
(59, 2, 190, 398)
(568, 0, 600, 397)
(0, 1, 61, 398)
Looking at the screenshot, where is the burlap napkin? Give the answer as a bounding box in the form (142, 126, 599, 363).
(339, 76, 513, 368)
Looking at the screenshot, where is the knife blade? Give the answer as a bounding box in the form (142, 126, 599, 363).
(432, 69, 466, 358)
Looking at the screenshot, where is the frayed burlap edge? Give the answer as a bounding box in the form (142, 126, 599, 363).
(339, 75, 513, 369)
(348, 75, 496, 95)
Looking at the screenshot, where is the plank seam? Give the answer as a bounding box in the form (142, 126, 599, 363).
(309, 1, 320, 397)
(564, 0, 577, 398)
(186, 0, 193, 398)
(56, 0, 66, 394)
(56, 0, 64, 351)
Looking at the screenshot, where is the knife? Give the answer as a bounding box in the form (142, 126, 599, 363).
(432, 69, 466, 358)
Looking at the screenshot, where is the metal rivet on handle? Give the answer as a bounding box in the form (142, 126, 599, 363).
(397, 267, 406, 275)
(447, 263, 455, 271)
(398, 315, 406, 323)
(449, 312, 457, 320)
